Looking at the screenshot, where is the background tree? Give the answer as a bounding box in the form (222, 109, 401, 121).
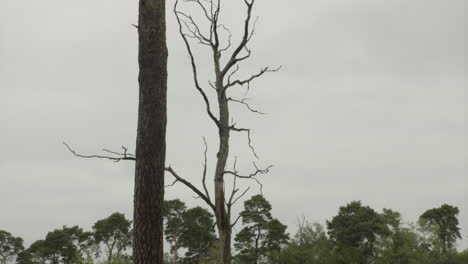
(179, 207, 217, 264)
(374, 209, 422, 264)
(163, 199, 187, 264)
(276, 221, 335, 264)
(419, 204, 461, 255)
(0, 230, 24, 264)
(17, 240, 48, 264)
(165, 1, 278, 263)
(265, 219, 290, 263)
(326, 201, 389, 264)
(234, 195, 288, 264)
(18, 226, 85, 264)
(453, 249, 468, 264)
(93, 213, 132, 264)
(8, 202, 468, 264)
(164, 200, 217, 264)
(75, 231, 98, 264)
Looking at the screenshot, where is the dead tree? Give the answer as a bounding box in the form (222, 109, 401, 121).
(169, 0, 277, 263)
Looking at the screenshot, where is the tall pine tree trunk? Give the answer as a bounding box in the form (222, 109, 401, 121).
(133, 0, 167, 264)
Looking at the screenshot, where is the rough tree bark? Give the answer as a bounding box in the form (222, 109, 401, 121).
(63, 1, 168, 264)
(133, 0, 167, 264)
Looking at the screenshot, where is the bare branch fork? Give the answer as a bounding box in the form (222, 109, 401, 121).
(165, 166, 216, 211)
(226, 157, 250, 228)
(224, 66, 281, 91)
(228, 126, 260, 159)
(174, 0, 221, 129)
(225, 160, 272, 196)
(225, 157, 270, 227)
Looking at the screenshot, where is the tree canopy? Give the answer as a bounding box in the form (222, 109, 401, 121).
(6, 200, 467, 264)
(0, 230, 24, 264)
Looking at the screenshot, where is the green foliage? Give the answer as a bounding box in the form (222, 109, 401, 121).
(452, 249, 468, 264)
(374, 209, 419, 264)
(4, 202, 468, 264)
(179, 206, 216, 264)
(93, 213, 132, 264)
(276, 221, 335, 264)
(76, 231, 99, 264)
(326, 201, 390, 264)
(234, 195, 289, 264)
(374, 225, 423, 264)
(163, 199, 187, 262)
(18, 226, 87, 264)
(163, 200, 216, 264)
(0, 230, 24, 264)
(419, 204, 461, 255)
(203, 241, 221, 264)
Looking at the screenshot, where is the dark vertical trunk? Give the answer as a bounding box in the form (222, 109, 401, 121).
(107, 248, 112, 264)
(217, 222, 232, 264)
(106, 242, 115, 264)
(214, 66, 232, 264)
(133, 0, 167, 264)
(214, 116, 232, 264)
(172, 240, 178, 264)
(254, 227, 260, 264)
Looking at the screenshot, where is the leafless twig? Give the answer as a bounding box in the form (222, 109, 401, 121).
(201, 137, 211, 201)
(63, 142, 136, 162)
(175, 0, 220, 128)
(229, 126, 259, 158)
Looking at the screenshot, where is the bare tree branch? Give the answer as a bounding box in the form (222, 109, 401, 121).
(229, 126, 259, 158)
(231, 186, 250, 207)
(227, 65, 240, 85)
(63, 142, 136, 162)
(185, 0, 213, 22)
(227, 156, 240, 209)
(211, 0, 221, 49)
(201, 137, 211, 202)
(175, 0, 221, 128)
(224, 162, 272, 179)
(165, 179, 179, 188)
(176, 11, 212, 45)
(224, 160, 271, 200)
(225, 66, 281, 90)
(165, 166, 216, 211)
(221, 0, 256, 76)
(219, 24, 232, 52)
(231, 214, 242, 228)
(228, 97, 265, 115)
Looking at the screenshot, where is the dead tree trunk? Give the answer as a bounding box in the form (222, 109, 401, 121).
(134, 0, 167, 264)
(214, 97, 232, 264)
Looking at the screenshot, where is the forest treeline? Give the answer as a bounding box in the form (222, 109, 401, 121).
(1, 197, 467, 264)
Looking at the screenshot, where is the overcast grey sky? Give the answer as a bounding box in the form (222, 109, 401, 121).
(1, 0, 467, 249)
